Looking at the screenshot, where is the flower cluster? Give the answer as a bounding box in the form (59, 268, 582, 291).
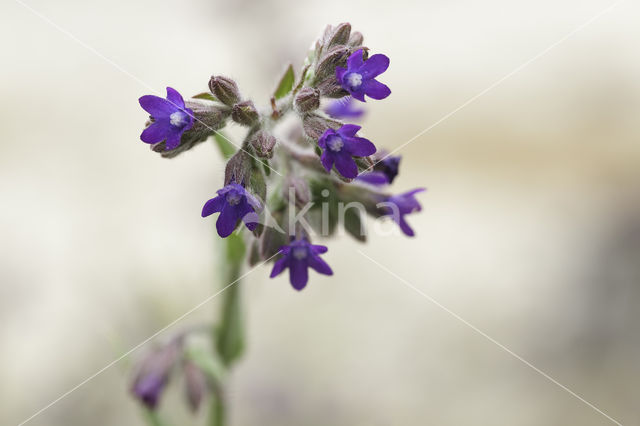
(136, 22, 424, 289)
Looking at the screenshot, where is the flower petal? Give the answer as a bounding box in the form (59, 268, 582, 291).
(201, 196, 225, 217)
(397, 216, 415, 237)
(241, 210, 259, 231)
(347, 49, 364, 70)
(335, 67, 347, 84)
(140, 121, 170, 144)
(334, 153, 358, 178)
(165, 87, 185, 109)
(363, 79, 391, 100)
(289, 260, 308, 290)
(216, 204, 239, 238)
(337, 124, 361, 138)
(320, 151, 335, 173)
(311, 244, 328, 254)
(308, 253, 333, 275)
(164, 129, 183, 150)
(139, 95, 175, 118)
(269, 256, 288, 278)
(357, 171, 389, 185)
(349, 88, 366, 102)
(345, 136, 376, 157)
(360, 54, 390, 79)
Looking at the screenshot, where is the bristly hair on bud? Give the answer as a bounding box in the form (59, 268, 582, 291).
(231, 100, 259, 126)
(294, 87, 321, 113)
(209, 75, 241, 106)
(249, 130, 277, 159)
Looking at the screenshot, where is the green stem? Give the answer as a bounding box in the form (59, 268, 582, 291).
(209, 386, 226, 426)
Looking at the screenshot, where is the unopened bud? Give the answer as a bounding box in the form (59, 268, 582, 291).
(231, 100, 259, 126)
(347, 31, 364, 48)
(317, 78, 348, 99)
(302, 114, 332, 140)
(249, 130, 277, 159)
(325, 22, 351, 47)
(224, 150, 252, 185)
(284, 176, 311, 208)
(183, 361, 208, 413)
(294, 87, 320, 113)
(131, 339, 182, 410)
(314, 45, 350, 83)
(208, 76, 240, 106)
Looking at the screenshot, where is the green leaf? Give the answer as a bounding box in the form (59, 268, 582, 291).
(213, 132, 236, 160)
(273, 64, 295, 100)
(344, 207, 366, 242)
(192, 92, 217, 102)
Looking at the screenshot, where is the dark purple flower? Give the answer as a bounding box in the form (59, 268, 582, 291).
(270, 239, 333, 290)
(318, 124, 376, 179)
(139, 87, 194, 150)
(357, 154, 401, 185)
(201, 183, 261, 238)
(324, 96, 365, 119)
(336, 49, 391, 102)
(381, 188, 426, 237)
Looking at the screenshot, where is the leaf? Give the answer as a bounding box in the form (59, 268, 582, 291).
(192, 92, 217, 102)
(273, 64, 295, 100)
(344, 207, 366, 242)
(213, 132, 236, 160)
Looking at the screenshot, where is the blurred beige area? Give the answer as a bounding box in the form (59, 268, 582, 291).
(1, 0, 639, 425)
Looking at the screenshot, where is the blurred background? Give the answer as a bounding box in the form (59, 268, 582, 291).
(1, 0, 639, 425)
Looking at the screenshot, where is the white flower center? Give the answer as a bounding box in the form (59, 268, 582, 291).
(292, 246, 308, 260)
(346, 72, 362, 89)
(170, 111, 186, 127)
(226, 192, 242, 206)
(327, 135, 344, 152)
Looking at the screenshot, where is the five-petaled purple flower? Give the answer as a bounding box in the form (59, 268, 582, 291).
(270, 239, 333, 290)
(318, 124, 376, 179)
(324, 96, 365, 120)
(139, 87, 194, 150)
(358, 154, 402, 185)
(382, 188, 426, 237)
(336, 49, 391, 102)
(202, 183, 261, 238)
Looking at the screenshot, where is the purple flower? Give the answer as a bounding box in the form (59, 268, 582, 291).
(336, 49, 391, 102)
(131, 341, 181, 409)
(358, 154, 401, 185)
(139, 87, 194, 150)
(270, 239, 333, 290)
(382, 188, 426, 237)
(324, 96, 365, 119)
(201, 183, 261, 238)
(318, 124, 376, 179)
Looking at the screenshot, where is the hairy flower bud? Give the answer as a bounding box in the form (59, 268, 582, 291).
(314, 45, 350, 83)
(294, 87, 320, 113)
(209, 75, 241, 106)
(131, 339, 182, 410)
(151, 100, 231, 158)
(183, 361, 208, 412)
(249, 130, 277, 159)
(317, 78, 349, 99)
(231, 100, 259, 126)
(284, 175, 311, 208)
(225, 150, 252, 185)
(325, 22, 351, 48)
(302, 113, 341, 140)
(347, 31, 364, 48)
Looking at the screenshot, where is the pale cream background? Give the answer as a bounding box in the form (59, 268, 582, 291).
(1, 0, 639, 425)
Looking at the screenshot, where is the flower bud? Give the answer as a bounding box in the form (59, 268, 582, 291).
(225, 150, 252, 185)
(317, 78, 348, 99)
(183, 361, 208, 413)
(325, 22, 351, 47)
(231, 100, 259, 126)
(249, 130, 277, 159)
(347, 31, 364, 48)
(209, 75, 241, 106)
(294, 87, 320, 113)
(314, 45, 350, 83)
(131, 339, 182, 410)
(151, 100, 231, 158)
(302, 114, 336, 140)
(284, 175, 311, 208)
